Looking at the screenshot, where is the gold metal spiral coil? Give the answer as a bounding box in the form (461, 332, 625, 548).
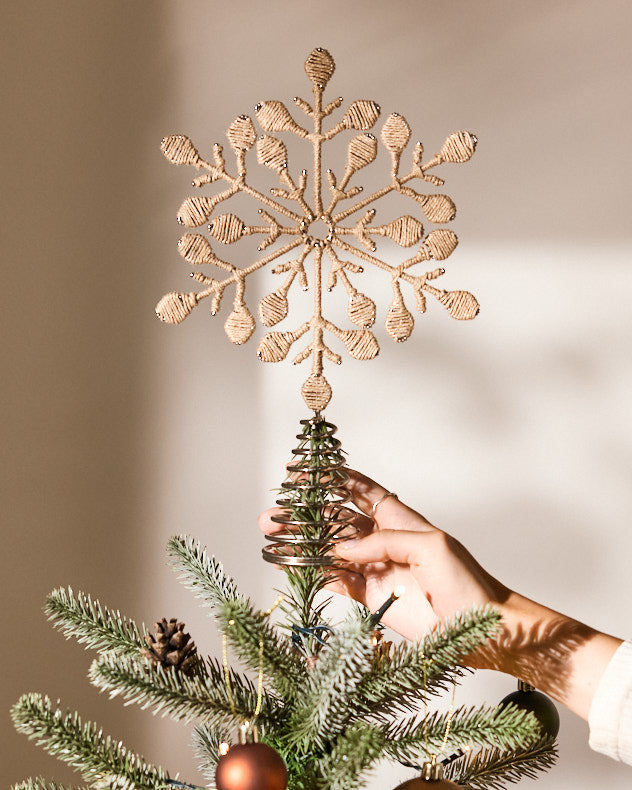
(262, 417, 359, 567)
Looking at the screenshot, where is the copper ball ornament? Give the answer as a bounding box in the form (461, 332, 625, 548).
(215, 742, 288, 790)
(394, 777, 462, 789)
(394, 762, 462, 789)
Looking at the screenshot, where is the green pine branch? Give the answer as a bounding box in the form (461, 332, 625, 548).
(12, 780, 89, 790)
(316, 722, 385, 790)
(45, 588, 145, 656)
(167, 536, 240, 612)
(218, 598, 305, 700)
(286, 616, 375, 750)
(278, 567, 333, 642)
(89, 653, 279, 728)
(357, 607, 500, 719)
(384, 703, 542, 762)
(447, 738, 558, 789)
(11, 694, 168, 790)
(264, 735, 320, 790)
(192, 724, 231, 785)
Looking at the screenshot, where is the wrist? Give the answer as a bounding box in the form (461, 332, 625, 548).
(475, 591, 622, 720)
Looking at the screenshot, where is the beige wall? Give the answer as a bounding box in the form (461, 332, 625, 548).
(2, 2, 631, 788)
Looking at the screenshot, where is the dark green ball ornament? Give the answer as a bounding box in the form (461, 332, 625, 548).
(500, 680, 560, 738)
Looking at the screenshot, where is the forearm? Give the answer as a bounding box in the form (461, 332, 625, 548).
(476, 591, 622, 720)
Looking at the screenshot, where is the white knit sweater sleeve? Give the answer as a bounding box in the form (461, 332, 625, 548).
(588, 640, 632, 764)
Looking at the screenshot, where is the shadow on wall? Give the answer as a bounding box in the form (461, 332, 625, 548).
(2, 4, 177, 787)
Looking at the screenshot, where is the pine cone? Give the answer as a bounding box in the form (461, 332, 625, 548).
(141, 617, 198, 675)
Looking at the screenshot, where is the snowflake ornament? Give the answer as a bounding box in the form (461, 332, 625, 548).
(157, 47, 479, 411)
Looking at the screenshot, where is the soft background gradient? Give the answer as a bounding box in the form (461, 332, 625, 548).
(2, 2, 632, 788)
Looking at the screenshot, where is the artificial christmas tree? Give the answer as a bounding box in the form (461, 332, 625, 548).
(11, 418, 556, 790)
(12, 48, 558, 790)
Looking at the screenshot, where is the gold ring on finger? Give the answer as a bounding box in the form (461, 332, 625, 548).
(371, 491, 398, 518)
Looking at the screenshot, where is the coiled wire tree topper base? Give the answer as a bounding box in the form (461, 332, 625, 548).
(262, 416, 359, 569)
(157, 47, 479, 412)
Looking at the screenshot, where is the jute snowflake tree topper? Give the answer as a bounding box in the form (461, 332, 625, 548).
(157, 47, 479, 410)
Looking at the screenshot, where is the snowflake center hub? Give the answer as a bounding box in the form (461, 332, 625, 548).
(301, 215, 334, 246)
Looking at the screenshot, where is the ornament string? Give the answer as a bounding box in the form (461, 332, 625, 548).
(370, 592, 467, 769)
(439, 668, 458, 756)
(222, 596, 284, 725)
(396, 660, 464, 779)
(421, 654, 461, 764)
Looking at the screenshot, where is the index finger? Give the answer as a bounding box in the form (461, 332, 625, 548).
(343, 468, 436, 532)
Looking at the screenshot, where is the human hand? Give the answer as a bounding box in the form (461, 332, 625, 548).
(258, 467, 623, 718)
(258, 468, 510, 647)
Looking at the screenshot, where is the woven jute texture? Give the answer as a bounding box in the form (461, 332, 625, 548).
(157, 47, 479, 411)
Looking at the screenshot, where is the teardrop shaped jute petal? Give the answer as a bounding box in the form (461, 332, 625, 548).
(161, 135, 200, 166)
(177, 197, 215, 227)
(439, 289, 480, 320)
(346, 134, 378, 173)
(301, 373, 332, 411)
(257, 136, 288, 172)
(259, 290, 289, 327)
(340, 329, 379, 360)
(208, 214, 245, 245)
(226, 115, 257, 151)
(385, 301, 414, 342)
(381, 113, 411, 153)
(418, 194, 456, 223)
(440, 130, 477, 163)
(256, 101, 299, 133)
(155, 292, 198, 324)
(177, 233, 215, 264)
(224, 304, 256, 344)
(376, 216, 423, 247)
(424, 229, 458, 260)
(257, 332, 292, 362)
(347, 292, 376, 328)
(304, 47, 336, 88)
(343, 100, 381, 131)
